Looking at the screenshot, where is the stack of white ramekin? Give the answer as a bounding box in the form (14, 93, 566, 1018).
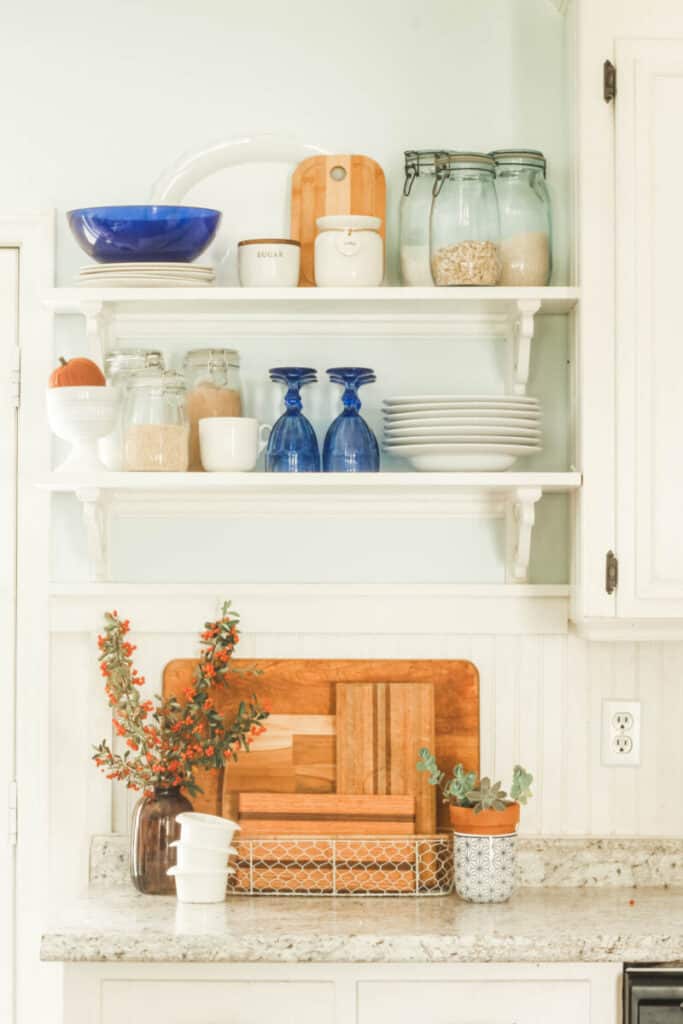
(167, 812, 240, 903)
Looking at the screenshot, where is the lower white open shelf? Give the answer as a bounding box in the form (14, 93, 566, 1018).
(40, 470, 581, 585)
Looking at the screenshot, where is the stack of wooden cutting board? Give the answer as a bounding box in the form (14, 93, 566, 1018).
(163, 658, 479, 894)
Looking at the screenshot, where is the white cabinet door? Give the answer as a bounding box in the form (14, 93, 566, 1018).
(101, 979, 335, 1024)
(358, 979, 589, 1024)
(0, 248, 19, 1024)
(615, 38, 683, 618)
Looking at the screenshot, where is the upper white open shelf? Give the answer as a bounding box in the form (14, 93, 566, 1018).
(44, 285, 578, 318)
(44, 285, 578, 396)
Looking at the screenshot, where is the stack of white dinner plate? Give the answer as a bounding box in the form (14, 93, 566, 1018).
(382, 394, 542, 471)
(77, 263, 215, 287)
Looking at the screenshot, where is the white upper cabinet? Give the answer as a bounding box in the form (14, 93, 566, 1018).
(572, 0, 683, 636)
(615, 38, 683, 619)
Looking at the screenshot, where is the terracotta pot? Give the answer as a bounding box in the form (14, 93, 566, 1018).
(449, 801, 520, 836)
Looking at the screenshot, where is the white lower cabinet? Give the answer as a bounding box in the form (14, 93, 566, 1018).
(62, 962, 621, 1024)
(358, 979, 587, 1023)
(100, 979, 335, 1024)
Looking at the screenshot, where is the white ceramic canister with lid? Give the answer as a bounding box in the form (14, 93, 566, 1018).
(314, 215, 384, 287)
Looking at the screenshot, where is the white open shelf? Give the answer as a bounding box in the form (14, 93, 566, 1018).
(44, 285, 578, 396)
(40, 470, 581, 585)
(44, 285, 579, 316)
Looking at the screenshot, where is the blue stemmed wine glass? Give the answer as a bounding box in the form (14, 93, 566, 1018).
(323, 367, 380, 472)
(265, 367, 321, 472)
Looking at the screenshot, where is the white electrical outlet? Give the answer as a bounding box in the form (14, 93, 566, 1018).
(601, 700, 641, 766)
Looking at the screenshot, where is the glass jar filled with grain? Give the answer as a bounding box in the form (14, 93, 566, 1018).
(490, 149, 552, 285)
(124, 368, 189, 472)
(399, 150, 444, 285)
(430, 153, 501, 286)
(183, 348, 242, 471)
(99, 349, 165, 470)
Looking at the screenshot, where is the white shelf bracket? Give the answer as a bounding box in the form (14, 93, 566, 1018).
(81, 301, 112, 366)
(509, 299, 541, 395)
(505, 486, 543, 583)
(75, 487, 109, 582)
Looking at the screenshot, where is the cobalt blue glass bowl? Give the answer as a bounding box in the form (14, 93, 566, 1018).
(66, 205, 222, 263)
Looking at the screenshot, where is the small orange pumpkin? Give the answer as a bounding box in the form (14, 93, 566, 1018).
(49, 357, 106, 388)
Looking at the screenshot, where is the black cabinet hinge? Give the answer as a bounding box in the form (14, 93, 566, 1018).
(606, 550, 618, 594)
(604, 60, 617, 102)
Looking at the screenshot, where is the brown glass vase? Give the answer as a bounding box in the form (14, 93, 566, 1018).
(130, 786, 193, 894)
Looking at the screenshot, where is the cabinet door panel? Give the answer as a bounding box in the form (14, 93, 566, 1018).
(101, 979, 334, 1024)
(358, 979, 588, 1023)
(615, 39, 683, 616)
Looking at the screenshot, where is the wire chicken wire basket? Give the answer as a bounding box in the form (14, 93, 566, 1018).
(227, 835, 454, 896)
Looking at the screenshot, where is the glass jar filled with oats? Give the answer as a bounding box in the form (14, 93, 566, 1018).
(124, 369, 189, 472)
(430, 153, 501, 286)
(183, 348, 242, 471)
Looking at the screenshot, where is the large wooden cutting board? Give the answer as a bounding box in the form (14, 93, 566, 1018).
(290, 154, 386, 286)
(336, 682, 436, 833)
(162, 659, 479, 829)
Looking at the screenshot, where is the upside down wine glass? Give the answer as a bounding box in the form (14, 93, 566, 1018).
(265, 367, 321, 472)
(323, 367, 380, 472)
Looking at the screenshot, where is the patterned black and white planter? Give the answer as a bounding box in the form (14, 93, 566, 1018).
(453, 832, 517, 903)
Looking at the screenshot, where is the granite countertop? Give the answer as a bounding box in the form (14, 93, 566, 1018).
(41, 885, 683, 964)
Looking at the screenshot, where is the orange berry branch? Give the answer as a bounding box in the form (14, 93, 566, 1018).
(92, 602, 269, 797)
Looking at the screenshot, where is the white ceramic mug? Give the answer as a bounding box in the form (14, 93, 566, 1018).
(238, 238, 301, 287)
(199, 417, 271, 471)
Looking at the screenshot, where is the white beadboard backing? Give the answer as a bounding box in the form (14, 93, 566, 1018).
(48, 600, 683, 901)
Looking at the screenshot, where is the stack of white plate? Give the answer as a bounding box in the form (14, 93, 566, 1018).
(383, 395, 542, 471)
(77, 263, 215, 287)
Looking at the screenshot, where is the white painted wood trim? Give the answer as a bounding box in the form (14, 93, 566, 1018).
(573, 617, 683, 642)
(0, 244, 19, 1024)
(0, 211, 55, 1024)
(569, 1, 617, 622)
(49, 586, 571, 636)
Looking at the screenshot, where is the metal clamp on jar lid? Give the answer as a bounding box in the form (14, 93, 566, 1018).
(403, 150, 444, 194)
(489, 149, 547, 174)
(183, 348, 240, 379)
(128, 368, 185, 390)
(104, 349, 164, 380)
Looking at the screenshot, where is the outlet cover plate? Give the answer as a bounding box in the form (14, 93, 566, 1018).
(602, 699, 641, 766)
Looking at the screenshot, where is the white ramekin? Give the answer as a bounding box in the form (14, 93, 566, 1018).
(167, 865, 234, 904)
(176, 812, 240, 850)
(170, 839, 237, 871)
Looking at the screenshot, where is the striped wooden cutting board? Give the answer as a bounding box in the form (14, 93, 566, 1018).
(335, 682, 436, 833)
(237, 793, 415, 837)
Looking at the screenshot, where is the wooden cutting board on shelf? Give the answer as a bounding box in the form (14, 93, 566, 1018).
(290, 154, 386, 286)
(162, 658, 479, 829)
(335, 682, 436, 833)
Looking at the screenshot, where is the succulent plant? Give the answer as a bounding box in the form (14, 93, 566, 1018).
(467, 777, 509, 813)
(416, 747, 444, 788)
(417, 749, 534, 814)
(443, 763, 478, 805)
(510, 764, 534, 805)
